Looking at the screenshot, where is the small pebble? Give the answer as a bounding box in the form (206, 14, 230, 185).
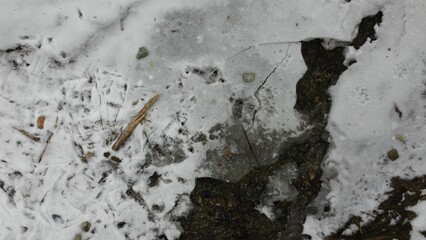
(387, 149, 399, 161)
(80, 221, 91, 232)
(136, 47, 149, 60)
(242, 72, 256, 82)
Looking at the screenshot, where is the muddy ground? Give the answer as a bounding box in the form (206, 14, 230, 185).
(174, 11, 421, 240)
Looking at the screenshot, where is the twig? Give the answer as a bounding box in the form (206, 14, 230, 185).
(14, 127, 40, 142)
(112, 94, 159, 151)
(38, 131, 54, 163)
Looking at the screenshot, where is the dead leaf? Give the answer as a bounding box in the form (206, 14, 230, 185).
(37, 115, 45, 129)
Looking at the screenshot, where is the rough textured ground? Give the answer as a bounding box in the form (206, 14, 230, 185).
(179, 12, 383, 240)
(1, 1, 426, 239)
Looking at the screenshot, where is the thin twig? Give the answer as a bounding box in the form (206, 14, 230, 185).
(14, 127, 40, 142)
(38, 131, 54, 163)
(112, 94, 159, 151)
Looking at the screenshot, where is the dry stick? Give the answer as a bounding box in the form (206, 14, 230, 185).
(112, 94, 159, 151)
(38, 131, 54, 163)
(37, 116, 59, 163)
(14, 127, 40, 142)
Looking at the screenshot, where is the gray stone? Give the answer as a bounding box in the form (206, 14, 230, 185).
(80, 221, 91, 232)
(136, 47, 149, 59)
(242, 72, 256, 82)
(387, 149, 399, 161)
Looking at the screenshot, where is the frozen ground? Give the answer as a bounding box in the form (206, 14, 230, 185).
(0, 0, 426, 239)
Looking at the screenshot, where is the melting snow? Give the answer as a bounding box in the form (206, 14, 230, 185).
(1, 0, 426, 239)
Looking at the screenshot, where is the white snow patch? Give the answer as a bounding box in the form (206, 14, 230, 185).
(410, 201, 426, 239)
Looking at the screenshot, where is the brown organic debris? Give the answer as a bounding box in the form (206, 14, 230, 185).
(112, 94, 159, 151)
(38, 131, 54, 163)
(223, 146, 233, 158)
(84, 152, 94, 160)
(37, 115, 45, 129)
(14, 127, 40, 142)
(111, 156, 121, 163)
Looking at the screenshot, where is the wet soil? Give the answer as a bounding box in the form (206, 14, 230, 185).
(178, 12, 384, 240)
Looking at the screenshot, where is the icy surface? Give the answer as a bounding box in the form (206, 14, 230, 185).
(1, 0, 425, 239)
(257, 163, 299, 220)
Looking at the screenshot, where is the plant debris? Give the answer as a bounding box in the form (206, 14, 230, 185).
(37, 115, 45, 129)
(112, 94, 159, 151)
(14, 127, 40, 142)
(38, 131, 54, 162)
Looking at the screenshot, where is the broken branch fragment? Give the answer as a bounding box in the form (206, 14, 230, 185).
(14, 127, 40, 142)
(38, 131, 54, 163)
(112, 93, 159, 151)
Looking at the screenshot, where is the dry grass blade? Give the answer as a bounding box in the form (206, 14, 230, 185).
(112, 93, 159, 151)
(38, 131, 54, 163)
(14, 127, 40, 142)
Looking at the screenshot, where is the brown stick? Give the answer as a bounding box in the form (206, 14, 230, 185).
(112, 94, 159, 151)
(38, 131, 54, 163)
(14, 127, 40, 142)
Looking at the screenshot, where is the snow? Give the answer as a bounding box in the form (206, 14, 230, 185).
(1, 0, 426, 239)
(410, 201, 426, 239)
